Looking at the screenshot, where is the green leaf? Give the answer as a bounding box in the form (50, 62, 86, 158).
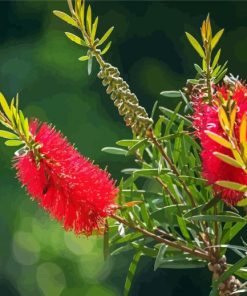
(116, 139, 139, 147)
(131, 242, 157, 257)
(205, 131, 231, 149)
(124, 252, 142, 296)
(216, 181, 247, 192)
(177, 216, 191, 240)
(98, 26, 114, 46)
(185, 32, 205, 58)
(131, 168, 170, 178)
(160, 91, 181, 98)
(127, 139, 147, 155)
(65, 32, 87, 46)
(212, 49, 221, 69)
(187, 79, 199, 84)
(80, 0, 85, 29)
(159, 106, 192, 126)
(86, 5, 92, 33)
(151, 205, 189, 225)
(111, 232, 143, 245)
(91, 16, 99, 42)
(0, 93, 11, 120)
(194, 64, 203, 75)
(221, 217, 246, 244)
(0, 130, 18, 139)
(188, 214, 246, 223)
(214, 68, 228, 84)
(213, 152, 243, 169)
(53, 10, 78, 27)
(101, 41, 112, 55)
(19, 110, 29, 140)
(157, 255, 206, 269)
(140, 202, 153, 230)
(234, 267, 247, 280)
(237, 198, 247, 207)
(78, 55, 90, 61)
(87, 57, 93, 75)
(101, 147, 127, 156)
(4, 140, 23, 147)
(211, 29, 224, 50)
(151, 100, 158, 119)
(154, 244, 168, 271)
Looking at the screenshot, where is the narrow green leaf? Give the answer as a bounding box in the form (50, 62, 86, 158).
(86, 5, 92, 33)
(213, 152, 243, 169)
(151, 100, 158, 119)
(65, 32, 87, 46)
(212, 49, 221, 69)
(140, 202, 153, 230)
(116, 139, 139, 147)
(159, 106, 191, 126)
(237, 198, 247, 207)
(205, 131, 231, 149)
(5, 140, 23, 147)
(80, 0, 85, 29)
(0, 130, 18, 139)
(234, 267, 247, 280)
(151, 205, 189, 225)
(177, 216, 191, 240)
(216, 181, 247, 192)
(187, 79, 199, 84)
(221, 217, 246, 244)
(214, 68, 228, 84)
(127, 139, 147, 155)
(158, 260, 206, 269)
(101, 147, 127, 156)
(154, 244, 168, 271)
(53, 10, 78, 27)
(124, 252, 142, 296)
(87, 57, 93, 75)
(91, 16, 99, 42)
(211, 29, 224, 50)
(185, 32, 205, 58)
(101, 41, 112, 55)
(160, 91, 181, 98)
(98, 27, 114, 46)
(188, 214, 246, 223)
(131, 242, 157, 257)
(194, 64, 203, 75)
(0, 93, 11, 120)
(111, 232, 143, 245)
(131, 168, 169, 177)
(78, 55, 90, 61)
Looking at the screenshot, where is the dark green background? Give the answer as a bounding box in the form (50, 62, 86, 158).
(0, 1, 246, 295)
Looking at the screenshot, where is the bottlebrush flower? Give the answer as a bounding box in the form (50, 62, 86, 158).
(15, 120, 118, 235)
(192, 81, 247, 205)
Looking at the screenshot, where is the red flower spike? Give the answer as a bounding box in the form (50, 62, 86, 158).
(192, 82, 247, 205)
(15, 120, 118, 235)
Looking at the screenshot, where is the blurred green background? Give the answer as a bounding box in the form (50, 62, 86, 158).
(0, 1, 247, 295)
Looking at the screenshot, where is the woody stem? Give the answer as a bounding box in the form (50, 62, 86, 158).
(111, 213, 210, 261)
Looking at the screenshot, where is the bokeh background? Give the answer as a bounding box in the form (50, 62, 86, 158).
(0, 1, 247, 295)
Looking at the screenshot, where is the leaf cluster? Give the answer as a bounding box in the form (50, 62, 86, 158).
(53, 0, 114, 74)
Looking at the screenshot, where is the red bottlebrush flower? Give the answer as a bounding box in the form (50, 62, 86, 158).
(15, 120, 118, 235)
(193, 81, 247, 205)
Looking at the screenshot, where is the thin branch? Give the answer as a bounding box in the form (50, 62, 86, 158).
(112, 213, 210, 261)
